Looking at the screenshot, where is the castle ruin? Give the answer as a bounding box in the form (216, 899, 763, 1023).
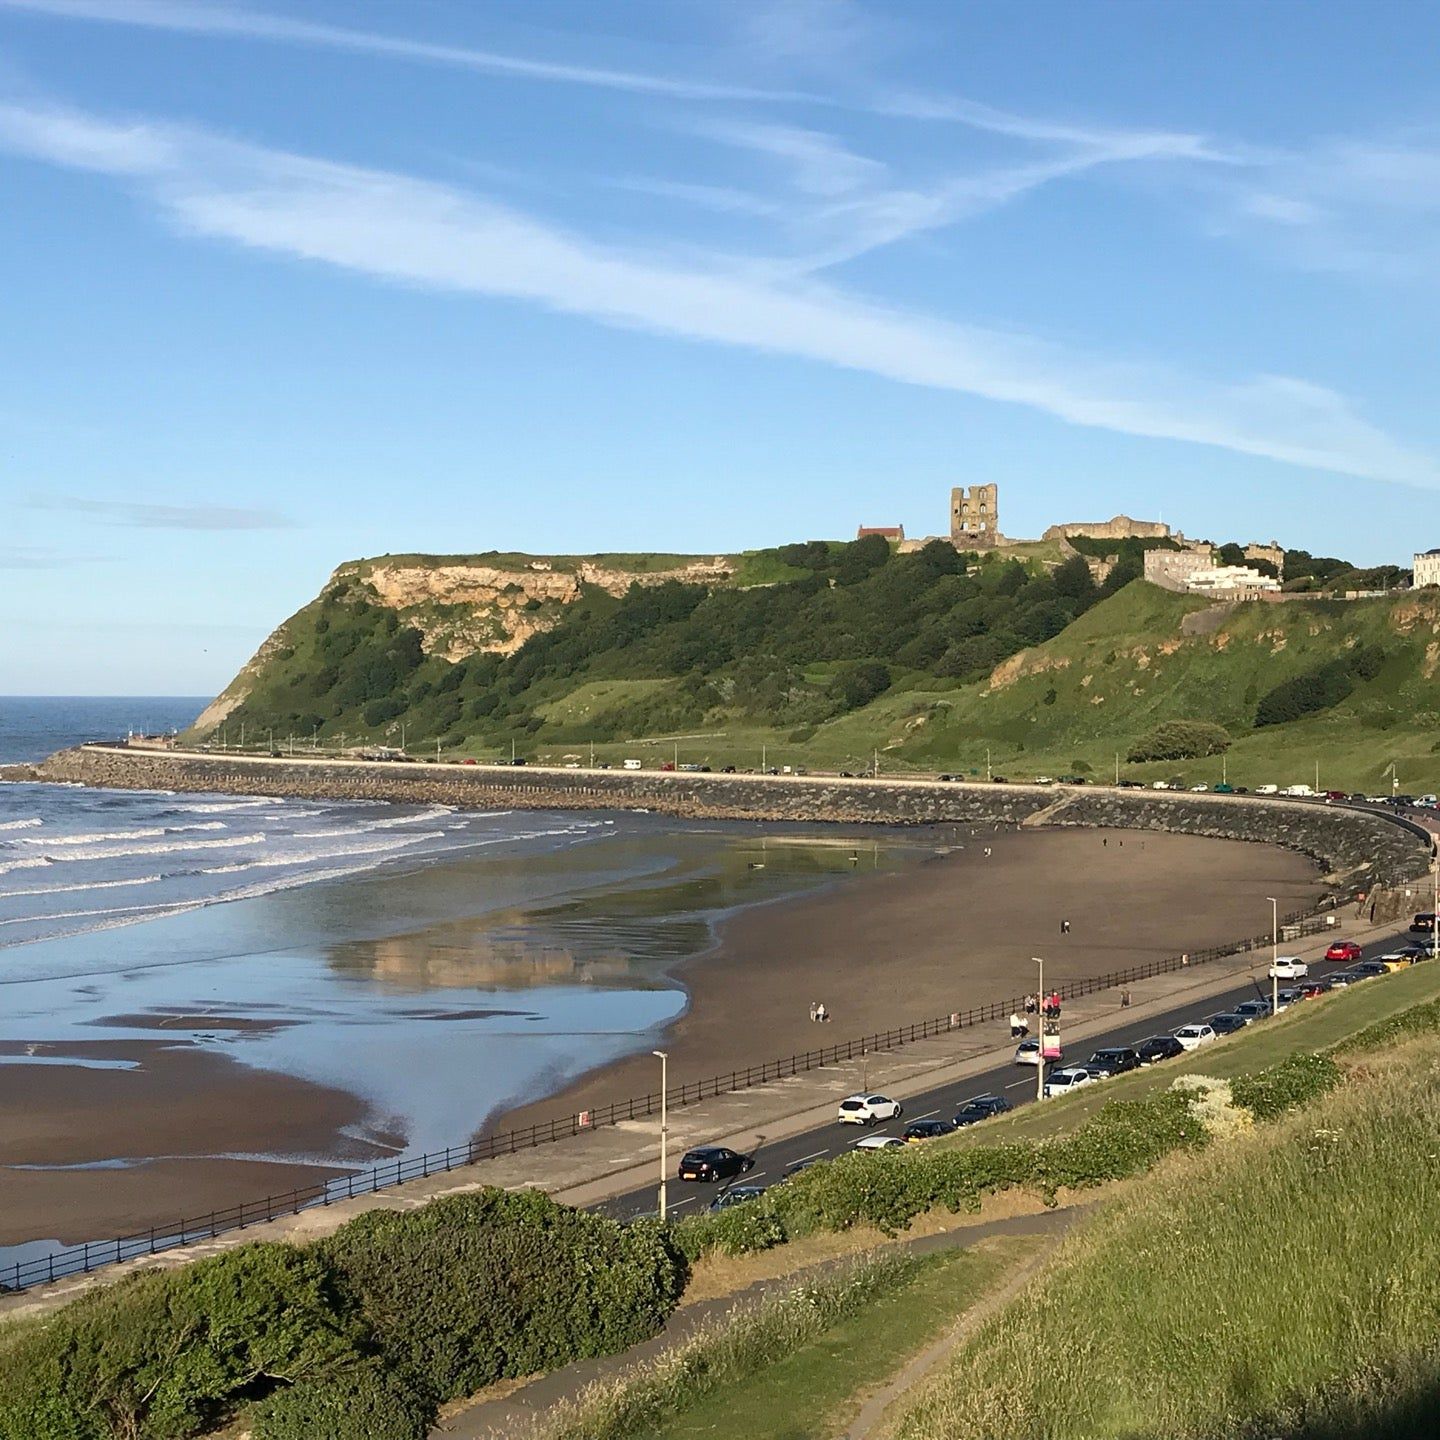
(950, 484, 1001, 547)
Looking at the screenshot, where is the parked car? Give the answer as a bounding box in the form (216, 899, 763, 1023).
(838, 1093, 903, 1126)
(1376, 952, 1414, 972)
(1207, 1013, 1249, 1036)
(1232, 998, 1273, 1021)
(1013, 1039, 1061, 1066)
(1269, 955, 1309, 980)
(1349, 960, 1389, 979)
(1276, 987, 1307, 1010)
(903, 1119, 956, 1142)
(1043, 1067, 1095, 1098)
(1136, 1035, 1186, 1064)
(1085, 1047, 1142, 1077)
(1280, 784, 1315, 797)
(708, 1184, 766, 1211)
(1299, 979, 1333, 998)
(952, 1094, 1013, 1126)
(679, 1146, 755, 1182)
(1410, 913, 1436, 933)
(1256, 784, 1279, 795)
(1325, 940, 1362, 963)
(854, 1134, 908, 1151)
(1327, 970, 1359, 988)
(1173, 1023, 1217, 1051)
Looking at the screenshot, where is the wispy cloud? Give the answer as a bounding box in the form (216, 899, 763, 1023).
(29, 493, 295, 530)
(0, 0, 801, 102)
(0, 99, 1431, 489)
(0, 543, 106, 568)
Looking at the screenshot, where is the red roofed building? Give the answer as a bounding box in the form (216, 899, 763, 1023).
(856, 525, 904, 541)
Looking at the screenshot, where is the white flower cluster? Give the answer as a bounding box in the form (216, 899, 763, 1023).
(1170, 1074, 1255, 1141)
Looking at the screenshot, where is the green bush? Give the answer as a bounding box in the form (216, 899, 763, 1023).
(1230, 1052, 1342, 1122)
(1329, 996, 1440, 1057)
(0, 1244, 359, 1440)
(673, 1202, 787, 1262)
(1126, 719, 1231, 763)
(320, 1190, 684, 1405)
(249, 1360, 430, 1440)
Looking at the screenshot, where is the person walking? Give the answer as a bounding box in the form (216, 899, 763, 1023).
(1010, 1011, 1028, 1038)
(816, 1001, 829, 1023)
(1061, 918, 1071, 935)
(1121, 987, 1132, 1008)
(809, 1001, 818, 1022)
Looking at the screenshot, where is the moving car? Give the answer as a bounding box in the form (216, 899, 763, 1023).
(854, 1134, 907, 1151)
(1410, 913, 1436, 933)
(1325, 940, 1362, 963)
(1268, 956, 1309, 980)
(1173, 1023, 1217, 1050)
(1255, 784, 1279, 795)
(1232, 998, 1273, 1022)
(838, 1093, 903, 1126)
(903, 1119, 957, 1142)
(1043, 1067, 1095, 1098)
(1013, 1039, 1062, 1067)
(1086, 1047, 1142, 1077)
(952, 1094, 1013, 1126)
(1136, 1035, 1186, 1064)
(1207, 1013, 1249, 1036)
(708, 1185, 766, 1211)
(679, 1147, 755, 1183)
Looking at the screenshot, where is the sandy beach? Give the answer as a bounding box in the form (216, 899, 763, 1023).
(0, 822, 1322, 1248)
(495, 825, 1322, 1134)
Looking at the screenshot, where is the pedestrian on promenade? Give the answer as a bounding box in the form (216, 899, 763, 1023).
(1010, 1011, 1028, 1038)
(1121, 988, 1132, 1008)
(1024, 993, 1038, 1016)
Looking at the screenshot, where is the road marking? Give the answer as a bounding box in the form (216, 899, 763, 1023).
(745, 1170, 767, 1183)
(1004, 1079, 1032, 1090)
(791, 1148, 830, 1164)
(911, 1108, 939, 1121)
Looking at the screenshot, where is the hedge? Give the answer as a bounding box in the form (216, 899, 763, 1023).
(249, 1361, 431, 1440)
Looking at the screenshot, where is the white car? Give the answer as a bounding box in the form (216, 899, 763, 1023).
(853, 1134, 907, 1151)
(1173, 1023, 1217, 1051)
(1042, 1067, 1095, 1098)
(1256, 784, 1279, 795)
(837, 1093, 902, 1126)
(1280, 784, 1315, 797)
(1013, 1039, 1062, 1067)
(1268, 956, 1309, 980)
(1190, 784, 1209, 792)
(1151, 780, 1171, 790)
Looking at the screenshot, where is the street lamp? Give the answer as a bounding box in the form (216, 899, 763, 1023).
(1033, 956, 1046, 1104)
(653, 1049, 669, 1222)
(1432, 852, 1438, 963)
(1267, 896, 1279, 1016)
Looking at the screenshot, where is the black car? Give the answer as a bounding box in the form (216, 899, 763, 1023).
(1086, 1047, 1141, 1076)
(952, 1094, 1013, 1126)
(1207, 1013, 1249, 1036)
(783, 1156, 821, 1178)
(1136, 1035, 1186, 1065)
(1232, 999, 1273, 1022)
(904, 1119, 957, 1142)
(1403, 940, 1435, 960)
(1410, 913, 1436, 933)
(991, 775, 1010, 784)
(708, 1184, 766, 1211)
(1349, 960, 1389, 979)
(679, 1146, 755, 1182)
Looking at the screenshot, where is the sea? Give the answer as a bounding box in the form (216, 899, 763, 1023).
(0, 698, 902, 1258)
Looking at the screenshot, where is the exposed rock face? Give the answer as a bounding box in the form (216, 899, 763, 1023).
(342, 556, 736, 661)
(37, 747, 1433, 888)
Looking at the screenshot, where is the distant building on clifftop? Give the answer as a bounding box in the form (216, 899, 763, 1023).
(950, 484, 1002, 547)
(856, 524, 905, 542)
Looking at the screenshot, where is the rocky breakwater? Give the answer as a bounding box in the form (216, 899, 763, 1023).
(33, 746, 1433, 889)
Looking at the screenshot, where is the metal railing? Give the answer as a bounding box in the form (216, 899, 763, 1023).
(1, 903, 1328, 1294)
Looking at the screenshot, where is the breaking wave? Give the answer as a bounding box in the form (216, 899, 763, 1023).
(0, 817, 43, 832)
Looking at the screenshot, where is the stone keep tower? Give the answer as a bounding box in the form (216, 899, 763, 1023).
(950, 484, 1000, 547)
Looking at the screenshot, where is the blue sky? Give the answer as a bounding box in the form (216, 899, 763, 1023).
(2, 0, 1438, 695)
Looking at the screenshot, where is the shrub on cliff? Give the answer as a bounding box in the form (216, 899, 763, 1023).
(1126, 720, 1231, 763)
(319, 1189, 685, 1406)
(0, 1244, 360, 1440)
(249, 1360, 431, 1440)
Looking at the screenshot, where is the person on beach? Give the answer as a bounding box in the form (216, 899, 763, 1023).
(1010, 1011, 1028, 1038)
(1060, 918, 1071, 935)
(983, 846, 992, 858)
(809, 1002, 818, 1022)
(816, 1001, 829, 1023)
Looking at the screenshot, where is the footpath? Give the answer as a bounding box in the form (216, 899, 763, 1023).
(0, 908, 1407, 1323)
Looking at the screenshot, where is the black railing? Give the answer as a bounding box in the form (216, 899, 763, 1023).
(1, 903, 1328, 1295)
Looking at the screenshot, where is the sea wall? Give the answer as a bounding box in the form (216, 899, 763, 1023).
(32, 745, 1432, 887)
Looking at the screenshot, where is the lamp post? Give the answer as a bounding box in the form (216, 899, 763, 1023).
(1267, 896, 1279, 1015)
(1433, 852, 1438, 962)
(653, 1049, 669, 1221)
(1034, 956, 1046, 1104)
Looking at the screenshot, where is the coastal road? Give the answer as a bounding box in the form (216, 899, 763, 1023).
(595, 930, 1421, 1222)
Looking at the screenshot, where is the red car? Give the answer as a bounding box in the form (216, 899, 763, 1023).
(1325, 940, 1362, 963)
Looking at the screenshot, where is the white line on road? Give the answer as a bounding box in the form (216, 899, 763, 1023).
(1004, 1079, 1033, 1090)
(911, 1108, 939, 1120)
(791, 1148, 831, 1164)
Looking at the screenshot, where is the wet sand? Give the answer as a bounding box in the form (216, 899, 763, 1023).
(495, 827, 1323, 1134)
(0, 825, 1321, 1248)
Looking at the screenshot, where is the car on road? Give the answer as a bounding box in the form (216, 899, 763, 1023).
(1327, 970, 1359, 988)
(1269, 956, 1309, 979)
(1136, 1034, 1187, 1064)
(679, 1146, 755, 1183)
(1325, 940, 1362, 963)
(783, 1156, 822, 1178)
(1349, 960, 1389, 979)
(1276, 987, 1307, 1010)
(1299, 979, 1333, 998)
(1232, 998, 1273, 1021)
(838, 1093, 903, 1125)
(952, 1094, 1013, 1126)
(903, 1119, 957, 1142)
(1207, 1013, 1249, 1036)
(1255, 784, 1279, 795)
(708, 1184, 766, 1211)
(1173, 1023, 1217, 1050)
(1410, 913, 1436, 933)
(854, 1134, 907, 1151)
(1376, 952, 1414, 972)
(1085, 1047, 1142, 1077)
(1043, 1067, 1095, 1098)
(1013, 1039, 1062, 1066)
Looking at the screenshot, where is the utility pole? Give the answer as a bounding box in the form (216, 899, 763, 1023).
(511, 736, 517, 764)
(1433, 853, 1438, 962)
(1267, 896, 1279, 1015)
(652, 1049, 669, 1221)
(674, 741, 679, 770)
(1114, 752, 1120, 786)
(239, 723, 245, 750)
(986, 746, 992, 782)
(762, 742, 767, 773)
(1315, 758, 1320, 794)
(873, 747, 879, 778)
(1034, 957, 1046, 1104)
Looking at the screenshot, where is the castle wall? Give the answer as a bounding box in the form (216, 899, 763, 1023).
(1042, 515, 1172, 542)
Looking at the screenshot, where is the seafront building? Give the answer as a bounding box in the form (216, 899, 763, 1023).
(1413, 548, 1440, 588)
